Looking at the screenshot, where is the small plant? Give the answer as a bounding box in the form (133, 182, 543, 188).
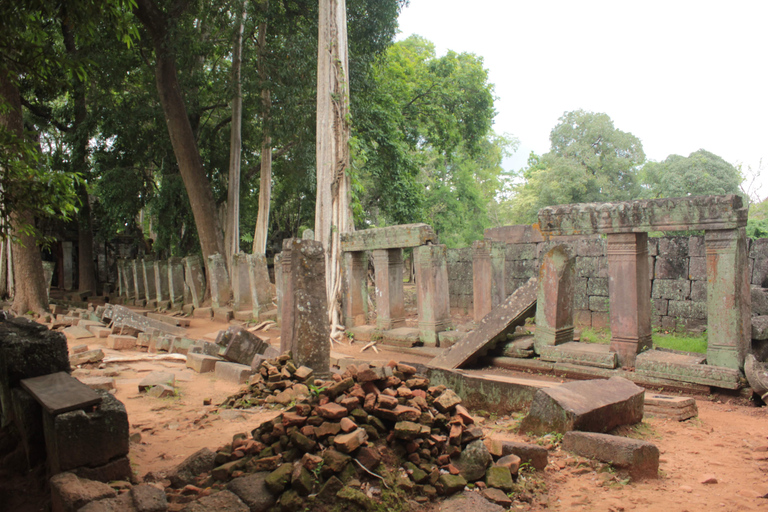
(308, 382, 327, 399)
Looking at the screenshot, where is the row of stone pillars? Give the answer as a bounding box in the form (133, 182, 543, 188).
(116, 257, 194, 309)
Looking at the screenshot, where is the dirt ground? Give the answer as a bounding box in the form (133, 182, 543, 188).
(60, 308, 768, 512)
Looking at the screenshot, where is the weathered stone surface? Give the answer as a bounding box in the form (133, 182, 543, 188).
(130, 484, 168, 512)
(333, 428, 367, 453)
(381, 327, 420, 347)
(207, 253, 232, 309)
(63, 326, 96, 340)
(342, 251, 369, 328)
(644, 393, 698, 421)
(182, 490, 248, 512)
(485, 225, 545, 244)
(635, 349, 740, 389)
(341, 223, 436, 251)
(373, 248, 406, 330)
(215, 361, 252, 384)
(520, 377, 644, 435)
(431, 277, 537, 369)
(563, 431, 659, 479)
(167, 448, 216, 488)
(280, 239, 330, 375)
(473, 241, 506, 322)
(455, 439, 491, 482)
(231, 253, 252, 311)
(438, 474, 468, 495)
(182, 255, 206, 308)
(534, 245, 575, 350)
(440, 490, 505, 512)
(538, 342, 618, 369)
(50, 472, 117, 512)
(485, 466, 514, 492)
(138, 371, 175, 392)
(186, 353, 220, 373)
(70, 349, 105, 366)
(415, 244, 452, 346)
(753, 316, 768, 341)
(220, 326, 269, 366)
(102, 304, 184, 336)
(106, 334, 137, 350)
(484, 439, 548, 471)
(538, 195, 747, 235)
(44, 391, 129, 473)
(227, 472, 276, 512)
(70, 456, 132, 484)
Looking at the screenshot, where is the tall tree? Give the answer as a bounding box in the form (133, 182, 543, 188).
(252, 0, 271, 255)
(133, 0, 225, 269)
(316, 0, 353, 334)
(641, 149, 742, 199)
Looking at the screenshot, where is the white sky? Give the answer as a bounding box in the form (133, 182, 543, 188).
(396, 0, 768, 200)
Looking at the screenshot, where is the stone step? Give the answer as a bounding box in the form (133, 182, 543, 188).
(538, 342, 618, 369)
(381, 327, 420, 347)
(347, 325, 378, 343)
(635, 350, 740, 389)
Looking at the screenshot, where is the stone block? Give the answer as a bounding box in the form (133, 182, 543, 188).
(220, 326, 269, 366)
(575, 256, 608, 278)
(635, 349, 740, 389)
(486, 439, 548, 471)
(207, 253, 232, 308)
(668, 300, 707, 320)
(752, 286, 768, 316)
(572, 238, 605, 257)
(340, 223, 436, 251)
(538, 342, 618, 369)
(183, 490, 248, 512)
(508, 258, 537, 279)
(690, 280, 707, 302)
(484, 225, 545, 244)
(71, 456, 132, 483)
(749, 237, 768, 259)
(182, 255, 206, 308)
(574, 309, 591, 327)
(50, 472, 117, 512)
(652, 279, 690, 301)
(231, 253, 252, 311)
(11, 387, 45, 469)
(591, 312, 609, 329)
(168, 257, 186, 305)
(227, 472, 276, 512)
(587, 277, 609, 296)
(43, 391, 129, 474)
(652, 298, 668, 316)
(88, 326, 112, 338)
(167, 447, 216, 488)
(213, 307, 234, 323)
(644, 393, 698, 421)
(588, 295, 609, 312)
(381, 327, 420, 347)
(130, 483, 168, 512)
(70, 349, 104, 366)
(753, 258, 768, 287)
(106, 334, 137, 350)
(215, 361, 253, 384)
(79, 377, 116, 391)
(506, 243, 537, 260)
(248, 253, 274, 317)
(62, 326, 95, 341)
(138, 371, 175, 392)
(534, 245, 575, 349)
(654, 257, 688, 280)
(438, 330, 466, 348)
(520, 376, 644, 435)
(193, 307, 213, 319)
(688, 257, 706, 280)
(563, 431, 659, 479)
(689, 236, 705, 257)
(752, 316, 768, 341)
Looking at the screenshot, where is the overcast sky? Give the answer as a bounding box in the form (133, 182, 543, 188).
(396, 0, 768, 200)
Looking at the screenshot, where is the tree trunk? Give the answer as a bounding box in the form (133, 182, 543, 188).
(0, 67, 47, 314)
(134, 0, 225, 268)
(225, 0, 247, 266)
(253, 1, 272, 255)
(316, 0, 353, 335)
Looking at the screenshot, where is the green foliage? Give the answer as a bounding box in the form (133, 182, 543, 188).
(748, 199, 768, 239)
(581, 326, 707, 354)
(641, 149, 743, 199)
(510, 110, 645, 223)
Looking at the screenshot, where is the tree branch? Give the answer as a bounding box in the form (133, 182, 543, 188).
(244, 141, 297, 181)
(19, 98, 70, 132)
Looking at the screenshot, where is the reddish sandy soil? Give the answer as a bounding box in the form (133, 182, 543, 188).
(53, 306, 768, 511)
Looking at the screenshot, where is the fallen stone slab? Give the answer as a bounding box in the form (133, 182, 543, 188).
(167, 447, 216, 488)
(106, 334, 137, 350)
(380, 327, 420, 347)
(50, 472, 117, 512)
(219, 326, 269, 366)
(138, 371, 176, 392)
(193, 307, 213, 319)
(644, 393, 698, 421)
(538, 342, 618, 369)
(431, 277, 537, 369)
(484, 439, 548, 471)
(635, 349, 741, 389)
(562, 431, 659, 479)
(146, 384, 176, 398)
(227, 472, 276, 512)
(62, 326, 95, 340)
(520, 376, 644, 435)
(186, 353, 220, 373)
(215, 361, 253, 384)
(102, 304, 185, 336)
(87, 326, 112, 338)
(79, 377, 116, 391)
(69, 349, 105, 366)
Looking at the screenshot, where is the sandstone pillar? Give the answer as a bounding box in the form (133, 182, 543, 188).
(534, 245, 575, 351)
(42, 261, 54, 300)
(705, 228, 750, 370)
(62, 241, 73, 291)
(206, 254, 231, 309)
(248, 253, 273, 318)
(372, 249, 405, 330)
(182, 255, 205, 308)
(141, 259, 157, 304)
(231, 253, 252, 312)
(154, 260, 170, 302)
(168, 258, 185, 305)
(472, 240, 506, 321)
(280, 239, 330, 375)
(132, 260, 145, 302)
(415, 244, 451, 346)
(274, 253, 283, 326)
(116, 259, 124, 298)
(606, 233, 652, 367)
(121, 260, 134, 301)
(342, 251, 368, 328)
(280, 243, 294, 354)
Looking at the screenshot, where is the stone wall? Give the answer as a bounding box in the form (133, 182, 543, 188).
(447, 233, 768, 332)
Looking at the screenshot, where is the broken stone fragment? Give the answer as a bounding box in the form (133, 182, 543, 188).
(455, 439, 492, 482)
(437, 474, 467, 495)
(333, 428, 368, 454)
(264, 463, 293, 494)
(434, 389, 462, 412)
(485, 466, 514, 492)
(321, 449, 350, 473)
(226, 472, 276, 512)
(316, 402, 348, 420)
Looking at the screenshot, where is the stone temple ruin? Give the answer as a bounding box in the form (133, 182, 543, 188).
(2, 193, 766, 510)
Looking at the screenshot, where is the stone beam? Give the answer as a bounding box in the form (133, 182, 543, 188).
(340, 223, 436, 252)
(538, 195, 747, 236)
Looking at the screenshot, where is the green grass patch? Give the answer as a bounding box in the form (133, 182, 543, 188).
(579, 327, 707, 354)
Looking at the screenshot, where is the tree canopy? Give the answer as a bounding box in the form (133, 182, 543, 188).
(641, 149, 743, 199)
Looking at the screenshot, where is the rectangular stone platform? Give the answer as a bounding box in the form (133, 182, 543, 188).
(643, 393, 698, 421)
(381, 327, 420, 348)
(340, 223, 436, 252)
(635, 350, 741, 389)
(538, 342, 618, 369)
(21, 372, 102, 415)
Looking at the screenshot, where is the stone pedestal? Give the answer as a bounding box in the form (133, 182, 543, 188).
(705, 228, 750, 370)
(231, 253, 252, 311)
(415, 245, 451, 346)
(606, 233, 652, 367)
(132, 260, 145, 302)
(141, 260, 157, 303)
(62, 241, 74, 291)
(373, 249, 405, 330)
(280, 239, 330, 376)
(472, 241, 506, 321)
(534, 245, 575, 351)
(342, 251, 368, 328)
(154, 260, 170, 302)
(274, 253, 283, 326)
(248, 253, 273, 318)
(207, 254, 231, 309)
(183, 255, 205, 308)
(168, 257, 186, 305)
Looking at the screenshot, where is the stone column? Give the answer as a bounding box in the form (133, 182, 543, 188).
(182, 255, 205, 308)
(142, 259, 157, 305)
(415, 244, 451, 346)
(705, 228, 750, 370)
(280, 242, 294, 354)
(168, 258, 185, 305)
(154, 259, 170, 303)
(231, 253, 252, 312)
(62, 241, 73, 291)
(121, 260, 134, 301)
(342, 251, 368, 328)
(372, 249, 405, 331)
(280, 239, 330, 376)
(132, 260, 145, 303)
(206, 254, 231, 309)
(248, 253, 273, 318)
(116, 259, 124, 298)
(42, 261, 55, 300)
(606, 232, 652, 367)
(534, 245, 575, 351)
(472, 241, 506, 321)
(274, 253, 283, 326)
